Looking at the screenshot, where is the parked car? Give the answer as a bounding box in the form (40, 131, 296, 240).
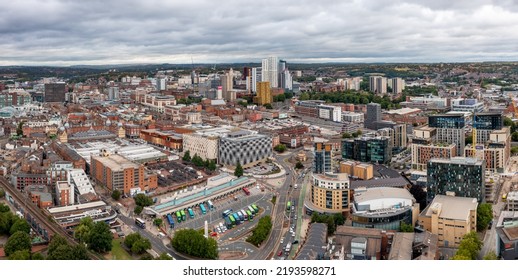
(277, 250, 283, 256)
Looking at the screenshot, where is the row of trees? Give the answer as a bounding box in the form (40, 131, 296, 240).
(0, 203, 31, 236)
(47, 235, 89, 260)
(477, 203, 493, 231)
(171, 229, 218, 259)
(452, 232, 482, 260)
(246, 216, 272, 247)
(310, 213, 345, 235)
(298, 90, 405, 110)
(182, 150, 217, 172)
(74, 217, 113, 253)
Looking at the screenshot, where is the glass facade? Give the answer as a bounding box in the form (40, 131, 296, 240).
(474, 113, 503, 130)
(313, 143, 332, 174)
(427, 159, 485, 202)
(352, 208, 413, 231)
(428, 115, 465, 128)
(341, 137, 391, 164)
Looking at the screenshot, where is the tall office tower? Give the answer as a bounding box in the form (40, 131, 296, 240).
(365, 103, 381, 130)
(254, 81, 272, 105)
(243, 67, 251, 80)
(157, 78, 166, 91)
(262, 56, 279, 88)
(313, 142, 333, 174)
(428, 114, 466, 156)
(427, 157, 485, 202)
(391, 78, 405, 94)
(44, 82, 66, 102)
(279, 68, 293, 90)
(108, 86, 120, 100)
(251, 67, 262, 93)
(369, 76, 379, 93)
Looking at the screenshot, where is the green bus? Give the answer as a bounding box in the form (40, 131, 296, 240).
(251, 204, 259, 213)
(287, 201, 291, 211)
(246, 210, 253, 220)
(175, 211, 182, 223)
(180, 210, 186, 221)
(229, 215, 236, 225)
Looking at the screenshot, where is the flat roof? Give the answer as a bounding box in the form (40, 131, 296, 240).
(421, 195, 478, 220)
(92, 154, 140, 171)
(386, 107, 421, 115)
(350, 177, 409, 189)
(354, 187, 414, 204)
(48, 200, 107, 214)
(388, 233, 414, 260)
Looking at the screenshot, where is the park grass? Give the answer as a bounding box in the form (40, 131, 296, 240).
(106, 239, 132, 260)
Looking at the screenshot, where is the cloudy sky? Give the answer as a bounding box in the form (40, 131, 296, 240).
(1, 0, 518, 66)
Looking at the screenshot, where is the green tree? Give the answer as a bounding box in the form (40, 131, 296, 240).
(295, 161, 304, 169)
(131, 238, 151, 255)
(111, 189, 121, 201)
(512, 146, 518, 155)
(182, 150, 191, 162)
(311, 213, 337, 234)
(31, 252, 45, 260)
(234, 162, 244, 178)
(140, 253, 154, 260)
(400, 221, 414, 232)
(47, 244, 73, 260)
(246, 216, 272, 247)
(16, 121, 24, 136)
(134, 205, 143, 215)
(483, 251, 498, 260)
(10, 218, 31, 235)
(171, 229, 218, 259)
(453, 231, 482, 260)
(4, 231, 31, 256)
(512, 132, 518, 142)
(264, 103, 273, 109)
(0, 188, 5, 199)
(0, 203, 9, 212)
(124, 232, 141, 248)
(342, 132, 352, 139)
(504, 117, 517, 132)
(465, 135, 473, 145)
(47, 235, 69, 257)
(0, 211, 16, 235)
(71, 244, 89, 260)
(208, 160, 217, 172)
(274, 144, 287, 153)
(299, 92, 310, 101)
(477, 203, 493, 231)
(156, 252, 173, 260)
(8, 249, 31, 260)
(74, 217, 94, 244)
(134, 193, 153, 207)
(87, 221, 113, 253)
(153, 218, 163, 227)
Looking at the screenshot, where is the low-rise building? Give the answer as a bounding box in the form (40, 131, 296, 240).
(418, 195, 478, 248)
(351, 187, 419, 231)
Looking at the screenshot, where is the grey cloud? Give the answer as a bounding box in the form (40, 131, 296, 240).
(1, 0, 518, 65)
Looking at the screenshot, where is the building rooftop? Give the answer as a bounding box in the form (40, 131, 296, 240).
(421, 195, 478, 221)
(91, 153, 140, 171)
(350, 177, 409, 189)
(388, 232, 414, 260)
(386, 107, 421, 115)
(429, 157, 483, 166)
(354, 187, 414, 205)
(295, 223, 328, 260)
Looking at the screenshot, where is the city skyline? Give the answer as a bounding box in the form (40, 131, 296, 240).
(2, 1, 518, 66)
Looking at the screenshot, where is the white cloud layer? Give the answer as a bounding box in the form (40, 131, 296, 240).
(1, 0, 518, 65)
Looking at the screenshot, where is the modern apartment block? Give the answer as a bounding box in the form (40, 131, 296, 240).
(313, 142, 333, 174)
(218, 130, 272, 167)
(427, 157, 485, 202)
(428, 114, 465, 156)
(465, 126, 510, 173)
(411, 140, 456, 171)
(369, 76, 387, 94)
(56, 181, 74, 206)
(254, 81, 272, 105)
(306, 172, 350, 215)
(473, 113, 504, 145)
(390, 78, 405, 94)
(342, 136, 392, 164)
(418, 195, 478, 248)
(261, 56, 279, 88)
(90, 151, 157, 195)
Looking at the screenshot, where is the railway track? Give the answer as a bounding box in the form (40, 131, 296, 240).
(0, 177, 102, 260)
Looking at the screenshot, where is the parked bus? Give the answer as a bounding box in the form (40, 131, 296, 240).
(229, 215, 236, 225)
(166, 214, 175, 228)
(187, 208, 195, 219)
(287, 201, 291, 211)
(224, 216, 233, 228)
(175, 211, 182, 223)
(232, 213, 240, 224)
(180, 210, 186, 221)
(222, 209, 232, 218)
(236, 211, 244, 221)
(200, 204, 207, 215)
(135, 218, 146, 229)
(251, 204, 259, 213)
(207, 200, 214, 210)
(241, 210, 248, 220)
(246, 210, 253, 220)
(243, 187, 250, 196)
(248, 205, 255, 215)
